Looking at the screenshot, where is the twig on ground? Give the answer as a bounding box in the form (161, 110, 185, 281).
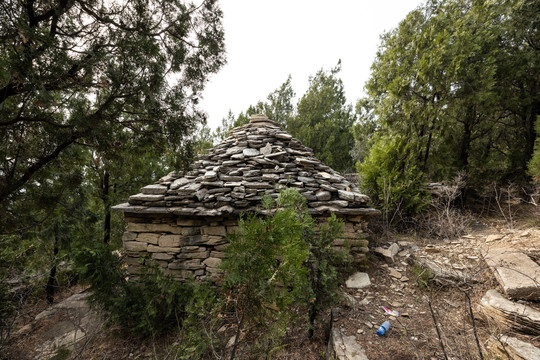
(464, 291, 484, 360)
(426, 296, 449, 360)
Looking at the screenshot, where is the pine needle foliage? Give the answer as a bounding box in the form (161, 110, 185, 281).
(74, 243, 195, 337)
(222, 188, 348, 356)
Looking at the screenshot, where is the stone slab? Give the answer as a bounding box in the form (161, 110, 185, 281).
(489, 335, 540, 360)
(136, 232, 160, 244)
(124, 241, 147, 252)
(140, 184, 168, 195)
(479, 289, 540, 335)
(483, 248, 540, 301)
(327, 326, 369, 360)
(346, 272, 371, 289)
(126, 222, 182, 234)
(158, 234, 181, 247)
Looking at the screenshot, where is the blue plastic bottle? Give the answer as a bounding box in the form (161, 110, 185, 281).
(377, 321, 391, 336)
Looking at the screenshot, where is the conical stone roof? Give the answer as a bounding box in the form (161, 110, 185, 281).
(114, 114, 379, 217)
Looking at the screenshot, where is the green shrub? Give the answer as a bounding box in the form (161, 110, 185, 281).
(358, 134, 429, 226)
(174, 282, 224, 359)
(74, 242, 195, 337)
(527, 116, 540, 185)
(307, 213, 348, 338)
(221, 188, 349, 356)
(75, 188, 351, 355)
(221, 189, 312, 356)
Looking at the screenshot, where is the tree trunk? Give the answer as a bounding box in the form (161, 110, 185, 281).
(102, 171, 111, 244)
(459, 106, 474, 170)
(46, 235, 59, 304)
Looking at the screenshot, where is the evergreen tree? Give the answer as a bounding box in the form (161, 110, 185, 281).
(357, 0, 539, 203)
(288, 62, 356, 173)
(0, 0, 226, 204)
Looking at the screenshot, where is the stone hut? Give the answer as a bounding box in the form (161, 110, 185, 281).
(113, 114, 379, 280)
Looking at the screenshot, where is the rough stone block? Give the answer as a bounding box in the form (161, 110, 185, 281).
(226, 225, 240, 234)
(315, 190, 331, 201)
(124, 256, 141, 266)
(181, 246, 202, 252)
(333, 239, 369, 248)
(337, 190, 355, 201)
(129, 193, 165, 202)
(328, 326, 369, 360)
(122, 231, 137, 241)
(351, 253, 367, 263)
(388, 243, 400, 257)
(201, 226, 226, 236)
(203, 257, 222, 268)
(177, 251, 209, 259)
(346, 272, 371, 289)
(346, 215, 367, 223)
(164, 268, 193, 279)
(147, 244, 180, 253)
(140, 184, 168, 195)
(180, 227, 200, 236)
(206, 267, 222, 275)
(484, 248, 540, 301)
(344, 222, 354, 233)
(181, 235, 206, 245)
(153, 260, 169, 268)
(137, 233, 160, 244)
(126, 222, 181, 234)
(159, 234, 181, 247)
(124, 241, 147, 252)
(332, 239, 348, 246)
(375, 243, 399, 263)
(342, 231, 358, 239)
(220, 217, 236, 224)
(169, 259, 204, 270)
(151, 253, 174, 261)
(350, 239, 369, 248)
(177, 218, 206, 226)
(205, 235, 227, 245)
(126, 264, 143, 275)
(210, 251, 226, 259)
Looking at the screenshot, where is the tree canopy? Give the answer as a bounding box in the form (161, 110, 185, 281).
(287, 62, 356, 173)
(0, 0, 226, 205)
(357, 0, 539, 206)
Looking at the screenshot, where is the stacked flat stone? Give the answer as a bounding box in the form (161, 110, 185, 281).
(123, 114, 376, 216)
(114, 114, 379, 280)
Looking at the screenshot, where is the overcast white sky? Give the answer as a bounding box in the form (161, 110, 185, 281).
(200, 0, 425, 129)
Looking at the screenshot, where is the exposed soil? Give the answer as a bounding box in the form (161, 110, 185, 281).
(330, 217, 540, 360)
(3, 216, 540, 360)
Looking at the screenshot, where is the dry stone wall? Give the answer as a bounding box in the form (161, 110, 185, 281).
(122, 213, 370, 280)
(115, 114, 380, 280)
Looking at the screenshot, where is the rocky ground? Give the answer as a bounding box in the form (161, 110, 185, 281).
(3, 216, 540, 360)
(329, 217, 540, 360)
